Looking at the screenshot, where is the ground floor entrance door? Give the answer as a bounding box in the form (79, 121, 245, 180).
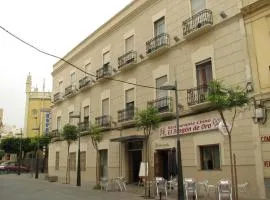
(127, 141, 143, 183)
(99, 149, 108, 179)
(154, 148, 176, 180)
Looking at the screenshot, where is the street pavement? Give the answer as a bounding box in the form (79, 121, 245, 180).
(0, 174, 145, 200)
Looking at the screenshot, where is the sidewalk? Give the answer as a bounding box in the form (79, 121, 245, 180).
(18, 173, 263, 200)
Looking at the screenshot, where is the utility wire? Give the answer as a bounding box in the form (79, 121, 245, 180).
(0, 25, 187, 92)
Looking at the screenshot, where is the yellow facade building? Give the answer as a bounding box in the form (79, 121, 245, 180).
(23, 73, 52, 138)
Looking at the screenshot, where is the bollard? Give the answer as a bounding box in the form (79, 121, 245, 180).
(159, 192, 162, 200)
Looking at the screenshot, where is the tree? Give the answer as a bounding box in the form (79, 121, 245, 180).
(135, 106, 161, 198)
(207, 80, 249, 200)
(88, 123, 103, 188)
(62, 124, 77, 184)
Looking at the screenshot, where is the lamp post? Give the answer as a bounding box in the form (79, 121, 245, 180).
(32, 116, 40, 179)
(160, 80, 184, 200)
(70, 113, 81, 187)
(18, 128, 23, 176)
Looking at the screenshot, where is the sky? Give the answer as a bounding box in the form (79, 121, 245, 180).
(0, 0, 132, 129)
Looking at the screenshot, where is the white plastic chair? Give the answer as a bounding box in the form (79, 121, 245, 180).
(217, 179, 232, 200)
(155, 177, 168, 199)
(238, 182, 248, 193)
(184, 178, 198, 200)
(168, 176, 178, 191)
(100, 177, 109, 191)
(197, 179, 208, 195)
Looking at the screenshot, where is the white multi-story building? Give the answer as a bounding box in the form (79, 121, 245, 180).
(48, 0, 270, 198)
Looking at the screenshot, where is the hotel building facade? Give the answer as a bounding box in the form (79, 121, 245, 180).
(48, 0, 270, 198)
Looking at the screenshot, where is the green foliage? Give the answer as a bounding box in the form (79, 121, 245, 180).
(92, 184, 101, 190)
(0, 138, 20, 154)
(207, 80, 249, 111)
(135, 106, 161, 137)
(62, 124, 78, 143)
(0, 150, 4, 159)
(89, 124, 103, 151)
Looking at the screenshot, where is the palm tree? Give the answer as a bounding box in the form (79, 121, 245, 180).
(136, 106, 161, 198)
(62, 124, 77, 184)
(88, 123, 103, 187)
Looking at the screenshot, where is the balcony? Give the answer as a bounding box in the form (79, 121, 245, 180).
(182, 9, 213, 39)
(146, 33, 170, 58)
(49, 129, 60, 142)
(53, 92, 63, 104)
(78, 121, 89, 132)
(64, 85, 77, 98)
(79, 76, 93, 91)
(187, 84, 211, 109)
(96, 63, 113, 81)
(118, 51, 137, 71)
(95, 115, 111, 129)
(118, 107, 137, 127)
(147, 96, 174, 118)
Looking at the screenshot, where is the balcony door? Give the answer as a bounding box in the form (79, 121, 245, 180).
(196, 59, 213, 87)
(154, 17, 165, 37)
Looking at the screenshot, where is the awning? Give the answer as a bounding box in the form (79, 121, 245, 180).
(110, 135, 145, 142)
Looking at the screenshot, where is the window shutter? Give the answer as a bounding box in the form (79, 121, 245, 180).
(191, 0, 206, 14)
(103, 51, 110, 65)
(125, 35, 134, 52)
(125, 88, 134, 103)
(156, 75, 168, 98)
(102, 98, 109, 115)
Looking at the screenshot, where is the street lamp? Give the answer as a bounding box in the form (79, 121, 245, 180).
(160, 80, 184, 200)
(70, 113, 81, 187)
(32, 125, 40, 179)
(17, 128, 23, 176)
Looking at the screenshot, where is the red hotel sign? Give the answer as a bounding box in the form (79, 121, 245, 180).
(160, 118, 220, 137)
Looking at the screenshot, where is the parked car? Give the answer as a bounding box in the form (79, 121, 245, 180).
(0, 161, 30, 173)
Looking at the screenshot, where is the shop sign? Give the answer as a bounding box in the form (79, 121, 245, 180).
(264, 161, 270, 167)
(159, 118, 220, 137)
(261, 136, 270, 143)
(155, 143, 169, 148)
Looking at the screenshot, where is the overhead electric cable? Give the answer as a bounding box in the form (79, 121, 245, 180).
(0, 25, 187, 92)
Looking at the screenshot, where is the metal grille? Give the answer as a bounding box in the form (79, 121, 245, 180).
(146, 33, 170, 54)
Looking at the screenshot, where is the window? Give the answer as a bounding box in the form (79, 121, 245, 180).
(200, 144, 220, 170)
(102, 98, 109, 116)
(156, 75, 168, 98)
(71, 72, 76, 86)
(99, 149, 108, 178)
(59, 81, 63, 93)
(196, 59, 213, 86)
(80, 151, 86, 171)
(69, 112, 74, 125)
(83, 106, 89, 122)
(69, 152, 76, 171)
(191, 0, 206, 14)
(154, 17, 165, 36)
(103, 51, 110, 65)
(125, 89, 135, 120)
(57, 116, 61, 131)
(125, 35, 134, 53)
(55, 152, 59, 170)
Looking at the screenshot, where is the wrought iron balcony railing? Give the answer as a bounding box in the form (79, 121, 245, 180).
(118, 51, 137, 69)
(78, 121, 89, 131)
(182, 9, 213, 37)
(146, 33, 170, 54)
(147, 96, 173, 113)
(95, 115, 111, 127)
(118, 107, 136, 123)
(49, 129, 60, 138)
(79, 76, 92, 89)
(53, 92, 62, 102)
(64, 85, 76, 96)
(187, 84, 209, 106)
(96, 63, 112, 80)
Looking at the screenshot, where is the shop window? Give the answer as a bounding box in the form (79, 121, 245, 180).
(69, 152, 76, 171)
(55, 152, 59, 170)
(80, 151, 86, 171)
(200, 144, 220, 170)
